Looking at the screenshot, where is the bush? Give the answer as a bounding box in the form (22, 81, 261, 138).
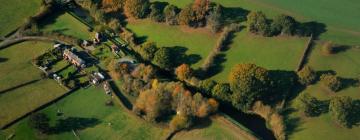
(153, 47, 173, 69)
(124, 0, 150, 19)
(169, 114, 192, 131)
(295, 92, 322, 117)
(178, 4, 196, 26)
(149, 3, 165, 22)
(163, 4, 179, 25)
(206, 4, 223, 33)
(270, 14, 297, 36)
(139, 42, 158, 61)
(322, 41, 338, 55)
(320, 73, 342, 92)
(297, 65, 317, 85)
(229, 64, 270, 111)
(211, 83, 231, 102)
(247, 11, 271, 36)
(329, 96, 353, 127)
(175, 64, 193, 81)
(199, 79, 217, 95)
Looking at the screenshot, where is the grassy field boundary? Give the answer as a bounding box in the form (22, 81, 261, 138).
(296, 34, 314, 71)
(217, 112, 260, 140)
(1, 87, 76, 129)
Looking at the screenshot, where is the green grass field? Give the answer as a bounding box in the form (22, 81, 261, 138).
(287, 44, 360, 139)
(0, 0, 41, 36)
(0, 41, 67, 128)
(153, 0, 360, 45)
(126, 19, 218, 68)
(0, 87, 169, 140)
(211, 31, 308, 82)
(41, 13, 92, 39)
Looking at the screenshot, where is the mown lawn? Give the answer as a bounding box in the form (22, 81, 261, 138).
(0, 41, 67, 128)
(211, 31, 308, 82)
(41, 13, 92, 39)
(126, 19, 218, 68)
(0, 87, 169, 140)
(0, 0, 41, 36)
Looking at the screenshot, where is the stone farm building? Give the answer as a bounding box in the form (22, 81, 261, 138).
(63, 49, 86, 68)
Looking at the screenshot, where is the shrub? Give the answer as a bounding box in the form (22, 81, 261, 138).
(271, 14, 297, 36)
(329, 96, 353, 127)
(149, 3, 165, 22)
(211, 83, 231, 102)
(322, 41, 337, 55)
(206, 4, 223, 33)
(199, 79, 217, 95)
(107, 18, 122, 32)
(229, 64, 270, 111)
(295, 92, 322, 117)
(163, 4, 179, 25)
(269, 113, 286, 140)
(178, 4, 196, 26)
(139, 42, 158, 61)
(320, 73, 342, 92)
(169, 114, 192, 131)
(297, 65, 317, 85)
(153, 47, 173, 69)
(247, 11, 271, 36)
(124, 0, 150, 19)
(175, 64, 193, 81)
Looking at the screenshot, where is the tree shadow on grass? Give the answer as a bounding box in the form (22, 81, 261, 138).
(169, 46, 202, 66)
(297, 21, 327, 39)
(49, 117, 100, 134)
(197, 53, 227, 79)
(222, 7, 249, 25)
(281, 108, 304, 139)
(0, 57, 8, 63)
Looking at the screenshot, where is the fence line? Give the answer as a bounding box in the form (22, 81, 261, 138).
(296, 34, 314, 71)
(1, 87, 78, 129)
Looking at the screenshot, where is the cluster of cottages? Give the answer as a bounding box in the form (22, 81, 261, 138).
(46, 32, 131, 95)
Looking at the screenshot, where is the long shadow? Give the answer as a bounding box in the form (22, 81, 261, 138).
(281, 108, 303, 139)
(297, 21, 327, 39)
(37, 8, 66, 29)
(222, 7, 249, 25)
(220, 104, 276, 140)
(169, 46, 202, 66)
(0, 79, 41, 94)
(266, 70, 299, 104)
(0, 57, 8, 63)
(49, 117, 100, 134)
(108, 80, 133, 110)
(339, 77, 359, 91)
(349, 99, 360, 127)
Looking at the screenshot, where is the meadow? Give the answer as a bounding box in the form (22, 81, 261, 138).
(211, 31, 308, 82)
(0, 41, 67, 128)
(0, 86, 168, 140)
(153, 0, 360, 45)
(40, 13, 93, 39)
(0, 0, 41, 36)
(126, 19, 218, 68)
(286, 43, 360, 140)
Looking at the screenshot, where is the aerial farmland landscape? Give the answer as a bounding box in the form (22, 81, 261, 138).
(0, 0, 359, 140)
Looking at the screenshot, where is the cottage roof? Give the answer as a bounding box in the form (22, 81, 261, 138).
(64, 49, 85, 65)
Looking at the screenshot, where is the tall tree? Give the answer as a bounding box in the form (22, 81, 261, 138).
(124, 0, 150, 19)
(271, 14, 297, 35)
(153, 47, 173, 69)
(175, 64, 193, 81)
(329, 96, 353, 127)
(163, 4, 179, 25)
(247, 11, 271, 36)
(229, 64, 270, 110)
